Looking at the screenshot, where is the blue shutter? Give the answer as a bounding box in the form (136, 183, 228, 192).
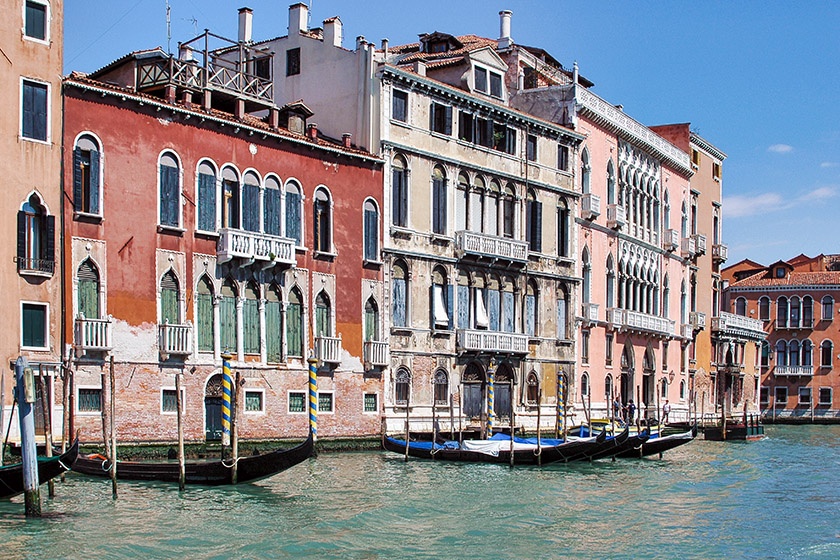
(488, 289, 500, 331)
(72, 148, 84, 212)
(264, 189, 281, 235)
(393, 278, 406, 327)
(526, 294, 535, 336)
(198, 173, 216, 231)
(243, 184, 260, 232)
(444, 106, 452, 136)
(447, 285, 454, 330)
(286, 192, 301, 243)
(457, 285, 470, 329)
(557, 298, 567, 339)
(160, 165, 179, 226)
(89, 150, 100, 214)
(503, 292, 514, 332)
(33, 83, 47, 141)
(533, 201, 543, 252)
(364, 208, 377, 260)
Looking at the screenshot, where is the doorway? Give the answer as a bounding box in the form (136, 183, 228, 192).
(462, 362, 485, 419)
(205, 374, 223, 441)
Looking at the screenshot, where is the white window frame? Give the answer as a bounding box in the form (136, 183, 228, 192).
(160, 387, 185, 415)
(76, 385, 103, 416)
(362, 197, 382, 264)
(759, 386, 770, 405)
(156, 149, 184, 230)
(363, 392, 379, 414)
(19, 77, 51, 145)
(317, 391, 334, 414)
(473, 65, 488, 93)
(20, 300, 49, 351)
(798, 386, 812, 406)
(287, 390, 307, 414)
(244, 388, 266, 415)
(819, 387, 832, 406)
(72, 131, 106, 218)
(284, 178, 306, 249)
(774, 386, 788, 405)
(22, 0, 50, 45)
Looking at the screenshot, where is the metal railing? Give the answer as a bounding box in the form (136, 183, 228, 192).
(75, 316, 112, 351)
(17, 257, 55, 275)
(774, 365, 814, 376)
(455, 230, 528, 263)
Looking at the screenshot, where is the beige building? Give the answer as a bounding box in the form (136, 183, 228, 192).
(0, 0, 64, 441)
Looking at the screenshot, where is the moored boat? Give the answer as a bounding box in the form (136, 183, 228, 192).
(0, 438, 80, 499)
(615, 424, 697, 458)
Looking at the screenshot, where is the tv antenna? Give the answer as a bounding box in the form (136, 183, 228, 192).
(166, 0, 171, 54)
(183, 16, 199, 36)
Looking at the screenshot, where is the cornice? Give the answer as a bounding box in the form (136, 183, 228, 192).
(690, 132, 727, 162)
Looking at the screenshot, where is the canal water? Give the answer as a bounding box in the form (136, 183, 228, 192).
(2, 425, 839, 559)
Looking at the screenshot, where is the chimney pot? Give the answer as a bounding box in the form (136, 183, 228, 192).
(238, 7, 253, 43)
(307, 123, 318, 140)
(289, 2, 309, 35)
(342, 133, 352, 148)
(323, 17, 343, 47)
(498, 10, 513, 49)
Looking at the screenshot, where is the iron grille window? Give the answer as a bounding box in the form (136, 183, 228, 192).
(364, 393, 378, 413)
(288, 392, 305, 413)
(286, 48, 300, 76)
(318, 393, 333, 413)
(245, 391, 263, 412)
(162, 389, 178, 412)
(79, 388, 102, 412)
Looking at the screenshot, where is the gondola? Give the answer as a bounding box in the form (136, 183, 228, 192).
(577, 427, 633, 461)
(615, 424, 697, 459)
(381, 431, 607, 465)
(0, 438, 80, 499)
(71, 431, 313, 486)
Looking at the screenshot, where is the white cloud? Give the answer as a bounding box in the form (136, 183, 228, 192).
(767, 144, 794, 153)
(821, 162, 839, 168)
(800, 186, 838, 201)
(722, 192, 786, 218)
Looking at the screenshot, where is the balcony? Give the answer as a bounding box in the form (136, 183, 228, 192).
(581, 193, 601, 220)
(774, 365, 814, 377)
(680, 324, 694, 339)
(606, 204, 627, 230)
(711, 311, 767, 341)
(690, 311, 706, 331)
(692, 233, 707, 255)
(17, 257, 55, 277)
(217, 228, 296, 267)
(455, 230, 528, 265)
(456, 329, 529, 355)
(606, 308, 675, 338)
(74, 316, 113, 353)
(712, 243, 728, 263)
(316, 335, 342, 365)
(662, 229, 679, 252)
(159, 322, 193, 359)
(681, 236, 697, 259)
(581, 302, 599, 325)
(363, 340, 389, 367)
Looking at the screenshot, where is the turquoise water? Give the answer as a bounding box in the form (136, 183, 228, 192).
(2, 425, 839, 559)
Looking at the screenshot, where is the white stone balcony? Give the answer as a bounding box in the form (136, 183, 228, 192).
(455, 230, 528, 264)
(581, 193, 601, 220)
(75, 316, 113, 353)
(159, 322, 193, 359)
(217, 228, 296, 267)
(680, 323, 694, 339)
(690, 311, 706, 331)
(711, 311, 767, 341)
(774, 365, 814, 376)
(363, 340, 389, 367)
(712, 243, 728, 263)
(316, 335, 342, 365)
(606, 204, 627, 230)
(456, 329, 529, 355)
(662, 229, 679, 251)
(692, 233, 707, 255)
(581, 302, 599, 324)
(681, 236, 697, 259)
(606, 308, 675, 337)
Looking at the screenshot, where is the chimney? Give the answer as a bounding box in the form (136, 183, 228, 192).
(498, 10, 513, 49)
(323, 17, 342, 47)
(356, 35, 366, 50)
(289, 2, 308, 35)
(238, 7, 253, 43)
(342, 133, 352, 148)
(307, 123, 318, 141)
(413, 60, 426, 76)
(381, 38, 389, 58)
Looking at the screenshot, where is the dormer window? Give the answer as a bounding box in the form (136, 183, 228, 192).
(489, 72, 503, 98)
(428, 41, 448, 53)
(474, 67, 488, 93)
(775, 267, 786, 278)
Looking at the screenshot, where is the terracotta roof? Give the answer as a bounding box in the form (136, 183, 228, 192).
(732, 271, 840, 288)
(88, 47, 166, 78)
(389, 34, 499, 65)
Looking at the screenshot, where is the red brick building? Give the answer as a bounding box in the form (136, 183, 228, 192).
(63, 38, 384, 443)
(724, 255, 840, 420)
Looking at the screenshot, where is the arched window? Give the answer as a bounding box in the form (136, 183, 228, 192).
(286, 287, 304, 357)
(760, 341, 770, 367)
(581, 149, 590, 194)
(822, 296, 834, 321)
(266, 284, 283, 362)
(433, 369, 449, 405)
(557, 198, 569, 257)
(663, 191, 671, 231)
(777, 297, 788, 328)
(759, 296, 770, 321)
(501, 276, 516, 333)
(557, 285, 568, 339)
(160, 271, 180, 324)
(802, 339, 812, 368)
(643, 349, 655, 372)
(73, 134, 101, 215)
(392, 155, 408, 227)
(471, 273, 488, 330)
(221, 166, 240, 229)
(455, 173, 468, 232)
(196, 275, 214, 352)
(526, 188, 542, 252)
(18, 193, 53, 274)
(431, 166, 447, 235)
(775, 340, 787, 367)
(470, 176, 484, 233)
(242, 171, 261, 232)
(680, 201, 688, 238)
(502, 183, 516, 238)
(680, 280, 687, 324)
(313, 187, 332, 253)
(243, 281, 260, 354)
(580, 372, 589, 397)
(526, 371, 540, 405)
(821, 340, 833, 368)
(263, 175, 282, 236)
(660, 378, 668, 399)
(220, 278, 238, 354)
(690, 273, 697, 312)
(197, 161, 217, 232)
(77, 259, 100, 319)
(606, 255, 615, 309)
(679, 380, 686, 400)
(159, 152, 181, 227)
(735, 297, 747, 316)
(582, 249, 591, 304)
(607, 160, 616, 205)
(803, 296, 813, 328)
(663, 275, 670, 318)
(789, 339, 800, 367)
(525, 280, 537, 336)
(486, 180, 500, 236)
(432, 266, 451, 329)
(285, 180, 302, 244)
(604, 374, 613, 401)
(790, 296, 801, 329)
(392, 260, 408, 327)
(487, 275, 501, 331)
(395, 367, 411, 405)
(315, 291, 332, 338)
(365, 297, 379, 342)
(363, 199, 379, 261)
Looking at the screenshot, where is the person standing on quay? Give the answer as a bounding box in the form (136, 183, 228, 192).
(613, 396, 622, 424)
(627, 400, 636, 426)
(663, 400, 671, 424)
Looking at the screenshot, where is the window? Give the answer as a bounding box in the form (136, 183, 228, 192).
(433, 370, 449, 405)
(395, 367, 411, 405)
(821, 341, 833, 368)
(266, 284, 283, 362)
(221, 166, 240, 229)
(761, 341, 770, 368)
(245, 391, 264, 412)
(557, 287, 568, 339)
(526, 189, 542, 252)
(760, 386, 769, 405)
(391, 156, 408, 227)
(313, 188, 332, 253)
(73, 134, 102, 215)
(581, 372, 589, 397)
(458, 111, 475, 143)
(580, 149, 590, 194)
(663, 342, 669, 370)
(196, 276, 214, 353)
(557, 199, 569, 257)
(680, 380, 686, 400)
(432, 166, 447, 235)
(18, 193, 54, 275)
(159, 152, 181, 227)
(78, 388, 102, 412)
(605, 256, 615, 309)
(285, 181, 302, 244)
(162, 389, 181, 413)
(432, 266, 451, 329)
(242, 171, 261, 233)
(253, 56, 271, 80)
(21, 79, 48, 142)
(220, 279, 238, 355)
(526, 372, 539, 405)
(364, 393, 378, 413)
(691, 149, 701, 167)
(525, 280, 537, 337)
(364, 298, 379, 342)
(160, 271, 181, 324)
(759, 296, 770, 321)
(822, 296, 834, 321)
(77, 259, 100, 320)
(790, 296, 801, 328)
(263, 175, 282, 236)
(661, 379, 668, 399)
(392, 89, 408, 122)
(581, 331, 590, 363)
(243, 282, 260, 354)
(775, 386, 787, 405)
(392, 260, 408, 328)
(803, 296, 813, 328)
(776, 340, 787, 367)
(819, 387, 832, 406)
(802, 340, 813, 367)
(581, 250, 591, 304)
(21, 302, 47, 349)
(197, 161, 217, 231)
(286, 47, 300, 76)
(526, 134, 537, 162)
(363, 200, 379, 261)
(288, 392, 305, 413)
(604, 374, 613, 400)
(502, 184, 516, 238)
(799, 387, 812, 406)
(25, 1, 47, 40)
(605, 334, 613, 366)
(315, 291, 332, 338)
(489, 72, 502, 98)
(558, 145, 569, 171)
(492, 123, 516, 154)
(777, 297, 788, 327)
(712, 162, 721, 180)
(775, 267, 785, 278)
(430, 102, 452, 136)
(287, 288, 304, 357)
(474, 67, 488, 93)
(735, 297, 747, 317)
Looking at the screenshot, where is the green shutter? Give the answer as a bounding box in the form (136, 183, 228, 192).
(266, 300, 282, 362)
(161, 288, 179, 324)
(79, 279, 99, 319)
(220, 296, 237, 353)
(286, 302, 302, 357)
(197, 292, 214, 352)
(244, 299, 260, 354)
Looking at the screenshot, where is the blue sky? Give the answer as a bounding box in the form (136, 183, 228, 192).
(64, 1, 840, 266)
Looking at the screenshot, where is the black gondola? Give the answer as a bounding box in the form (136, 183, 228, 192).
(615, 424, 697, 459)
(0, 438, 80, 499)
(71, 431, 313, 486)
(576, 427, 632, 461)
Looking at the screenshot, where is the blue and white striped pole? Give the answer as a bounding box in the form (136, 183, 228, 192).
(487, 359, 496, 437)
(308, 353, 319, 441)
(221, 352, 233, 447)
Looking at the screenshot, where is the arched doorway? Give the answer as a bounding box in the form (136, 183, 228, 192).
(494, 363, 513, 421)
(205, 374, 224, 440)
(642, 347, 656, 420)
(620, 344, 635, 405)
(462, 362, 485, 419)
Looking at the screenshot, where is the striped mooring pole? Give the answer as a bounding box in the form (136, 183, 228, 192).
(221, 352, 233, 447)
(308, 353, 319, 441)
(487, 359, 496, 436)
(557, 374, 565, 436)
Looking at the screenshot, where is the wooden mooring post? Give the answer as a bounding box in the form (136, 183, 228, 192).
(231, 372, 241, 484)
(404, 393, 410, 463)
(108, 357, 117, 498)
(38, 368, 55, 498)
(536, 389, 542, 466)
(175, 372, 185, 491)
(16, 357, 40, 516)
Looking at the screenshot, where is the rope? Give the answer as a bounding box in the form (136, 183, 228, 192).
(58, 459, 70, 471)
(533, 446, 542, 457)
(221, 456, 242, 469)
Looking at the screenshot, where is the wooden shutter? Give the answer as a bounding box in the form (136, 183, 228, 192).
(33, 83, 47, 141)
(364, 208, 377, 260)
(161, 288, 179, 324)
(22, 84, 34, 139)
(73, 148, 84, 212)
(286, 302, 302, 356)
(503, 292, 515, 333)
(457, 285, 470, 329)
(525, 294, 535, 336)
(286, 191, 300, 243)
(45, 215, 55, 264)
(557, 298, 567, 339)
(198, 173, 216, 231)
(365, 304, 376, 342)
(244, 299, 260, 353)
(220, 296, 237, 353)
(78, 262, 100, 319)
(447, 284, 454, 330)
(89, 150, 101, 214)
(444, 106, 453, 136)
(264, 188, 280, 235)
(429, 103, 436, 131)
(392, 278, 406, 327)
(488, 289, 500, 331)
(17, 211, 26, 262)
(243, 184, 260, 232)
(266, 300, 282, 362)
(160, 166, 178, 226)
(533, 201, 542, 252)
(197, 292, 213, 351)
(391, 169, 403, 226)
